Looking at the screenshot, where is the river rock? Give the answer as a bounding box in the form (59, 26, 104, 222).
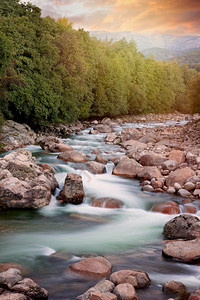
(93, 125, 114, 133)
(110, 270, 151, 288)
(58, 150, 88, 163)
(137, 166, 162, 180)
(184, 182, 196, 191)
(86, 161, 106, 174)
(162, 238, 200, 263)
(163, 214, 200, 239)
(162, 281, 186, 294)
(88, 292, 116, 300)
(57, 173, 84, 205)
(95, 156, 107, 165)
(178, 189, 191, 197)
(142, 185, 154, 192)
(49, 143, 73, 152)
(167, 187, 176, 194)
(12, 278, 48, 299)
(69, 256, 112, 279)
(77, 280, 115, 300)
(152, 201, 180, 215)
(162, 160, 178, 171)
(122, 140, 146, 152)
(113, 283, 138, 300)
(0, 293, 27, 300)
(0, 269, 22, 289)
(91, 198, 124, 209)
(0, 120, 36, 152)
(189, 289, 200, 300)
(139, 153, 167, 166)
(112, 157, 143, 178)
(166, 167, 195, 187)
(138, 134, 157, 144)
(0, 149, 58, 209)
(105, 134, 118, 144)
(183, 204, 197, 214)
(0, 264, 28, 276)
(168, 150, 186, 164)
(121, 128, 141, 141)
(39, 136, 65, 150)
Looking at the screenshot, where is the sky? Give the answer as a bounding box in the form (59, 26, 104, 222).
(27, 0, 200, 35)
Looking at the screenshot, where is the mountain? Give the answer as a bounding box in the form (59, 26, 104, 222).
(140, 48, 188, 60)
(90, 31, 200, 52)
(168, 48, 200, 65)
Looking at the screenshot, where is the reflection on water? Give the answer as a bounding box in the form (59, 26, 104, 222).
(0, 118, 198, 299)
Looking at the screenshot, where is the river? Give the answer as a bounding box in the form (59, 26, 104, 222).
(0, 119, 199, 299)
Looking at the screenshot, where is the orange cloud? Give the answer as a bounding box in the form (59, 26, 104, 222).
(28, 0, 200, 35)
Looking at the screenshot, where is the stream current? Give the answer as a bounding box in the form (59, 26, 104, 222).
(0, 120, 200, 299)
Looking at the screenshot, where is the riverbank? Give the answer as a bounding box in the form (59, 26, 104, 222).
(0, 113, 200, 299)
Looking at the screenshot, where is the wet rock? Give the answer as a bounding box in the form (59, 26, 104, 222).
(142, 185, 154, 192)
(184, 182, 196, 191)
(90, 130, 99, 135)
(113, 283, 138, 300)
(183, 204, 197, 214)
(93, 125, 114, 134)
(112, 157, 143, 178)
(57, 173, 84, 205)
(58, 150, 88, 163)
(91, 198, 124, 209)
(86, 161, 106, 174)
(105, 134, 118, 144)
(162, 281, 186, 294)
(92, 149, 101, 155)
(12, 278, 48, 299)
(169, 150, 186, 164)
(77, 280, 115, 300)
(122, 140, 146, 152)
(49, 143, 73, 152)
(89, 291, 116, 300)
(162, 160, 178, 171)
(0, 293, 28, 300)
(0, 269, 22, 289)
(163, 214, 200, 239)
(0, 120, 36, 152)
(167, 187, 176, 194)
(0, 264, 28, 276)
(178, 189, 191, 197)
(0, 150, 57, 209)
(110, 270, 151, 288)
(166, 167, 195, 187)
(139, 153, 167, 166)
(95, 156, 107, 165)
(152, 201, 180, 215)
(189, 289, 200, 300)
(162, 238, 200, 263)
(39, 136, 65, 150)
(137, 166, 162, 180)
(69, 256, 112, 279)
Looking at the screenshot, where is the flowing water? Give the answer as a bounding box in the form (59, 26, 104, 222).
(0, 120, 199, 299)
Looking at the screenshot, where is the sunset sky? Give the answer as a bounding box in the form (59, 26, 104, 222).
(28, 0, 200, 35)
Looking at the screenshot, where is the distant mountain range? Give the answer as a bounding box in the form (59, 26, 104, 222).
(90, 31, 200, 64)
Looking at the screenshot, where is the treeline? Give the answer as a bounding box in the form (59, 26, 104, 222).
(0, 0, 199, 126)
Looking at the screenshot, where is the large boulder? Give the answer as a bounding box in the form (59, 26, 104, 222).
(137, 166, 162, 180)
(86, 161, 106, 174)
(39, 136, 73, 152)
(12, 278, 48, 299)
(122, 140, 146, 152)
(169, 150, 186, 164)
(0, 149, 58, 209)
(58, 150, 88, 163)
(0, 269, 22, 289)
(162, 281, 186, 294)
(139, 152, 167, 166)
(57, 173, 84, 205)
(162, 238, 200, 263)
(152, 201, 180, 215)
(163, 214, 200, 239)
(110, 270, 151, 288)
(112, 157, 143, 178)
(166, 167, 195, 187)
(69, 256, 112, 279)
(91, 198, 124, 209)
(0, 120, 36, 152)
(113, 283, 138, 300)
(93, 124, 114, 133)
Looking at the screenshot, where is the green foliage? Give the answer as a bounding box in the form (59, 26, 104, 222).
(188, 73, 200, 113)
(0, 0, 196, 125)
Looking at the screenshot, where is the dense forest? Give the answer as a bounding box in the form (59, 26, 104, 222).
(0, 0, 199, 126)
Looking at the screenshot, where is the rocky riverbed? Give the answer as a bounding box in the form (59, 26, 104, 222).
(0, 112, 200, 299)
